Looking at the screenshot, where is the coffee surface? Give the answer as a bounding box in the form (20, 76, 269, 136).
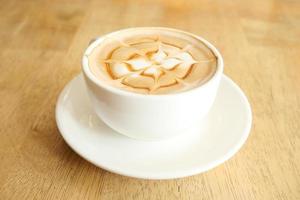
(88, 28, 217, 94)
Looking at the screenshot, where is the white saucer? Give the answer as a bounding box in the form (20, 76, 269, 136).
(56, 74, 252, 179)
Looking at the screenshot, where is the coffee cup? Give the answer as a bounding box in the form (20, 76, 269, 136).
(82, 27, 223, 140)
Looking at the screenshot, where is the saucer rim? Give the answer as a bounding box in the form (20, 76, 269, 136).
(55, 74, 252, 180)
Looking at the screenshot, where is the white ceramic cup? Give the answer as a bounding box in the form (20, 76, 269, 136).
(82, 27, 223, 140)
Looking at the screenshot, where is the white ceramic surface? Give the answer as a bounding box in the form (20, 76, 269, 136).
(82, 27, 224, 140)
(56, 74, 252, 180)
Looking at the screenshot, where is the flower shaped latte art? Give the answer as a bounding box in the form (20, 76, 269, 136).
(102, 39, 214, 93)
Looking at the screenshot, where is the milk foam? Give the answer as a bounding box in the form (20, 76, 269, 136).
(88, 28, 217, 94)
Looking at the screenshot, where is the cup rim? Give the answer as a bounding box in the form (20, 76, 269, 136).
(82, 27, 223, 99)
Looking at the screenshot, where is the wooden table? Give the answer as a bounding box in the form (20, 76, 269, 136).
(1, 0, 299, 199)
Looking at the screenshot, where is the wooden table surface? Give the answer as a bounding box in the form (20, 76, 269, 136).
(1, 0, 299, 199)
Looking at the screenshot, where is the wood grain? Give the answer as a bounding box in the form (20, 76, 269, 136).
(0, 0, 299, 199)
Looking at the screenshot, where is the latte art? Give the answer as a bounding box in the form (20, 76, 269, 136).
(88, 28, 217, 94)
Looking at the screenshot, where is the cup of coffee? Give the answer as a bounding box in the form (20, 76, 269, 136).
(82, 27, 223, 140)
